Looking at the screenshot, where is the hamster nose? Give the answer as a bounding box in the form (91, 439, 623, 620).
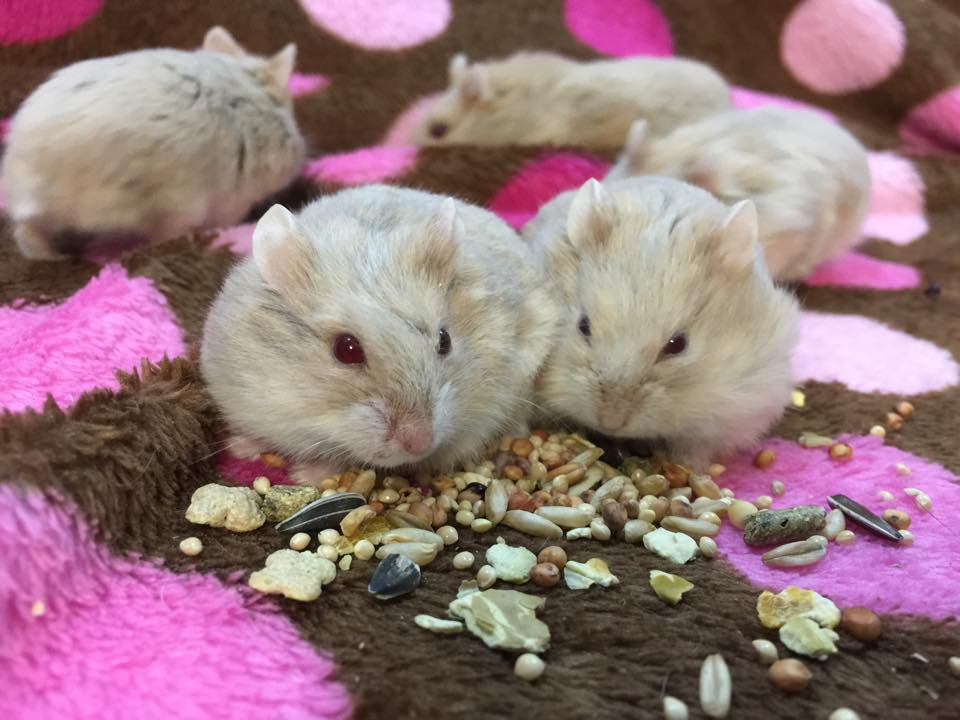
(598, 407, 629, 432)
(395, 416, 434, 455)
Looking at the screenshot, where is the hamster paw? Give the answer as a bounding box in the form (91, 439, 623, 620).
(14, 221, 67, 261)
(225, 435, 267, 460)
(291, 462, 342, 488)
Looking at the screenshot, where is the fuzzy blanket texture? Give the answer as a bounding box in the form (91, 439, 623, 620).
(1, 1, 959, 718)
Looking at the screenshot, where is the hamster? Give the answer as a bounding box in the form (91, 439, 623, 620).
(1, 27, 305, 260)
(411, 51, 731, 148)
(201, 185, 559, 484)
(606, 107, 871, 282)
(523, 176, 799, 471)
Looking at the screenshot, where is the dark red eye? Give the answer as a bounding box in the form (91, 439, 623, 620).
(333, 334, 366, 365)
(578, 314, 591, 339)
(437, 327, 452, 356)
(429, 122, 448, 139)
(662, 332, 687, 357)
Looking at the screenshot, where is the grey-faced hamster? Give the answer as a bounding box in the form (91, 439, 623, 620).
(606, 107, 871, 281)
(2, 26, 305, 260)
(201, 185, 559, 484)
(523, 176, 799, 470)
(411, 51, 731, 148)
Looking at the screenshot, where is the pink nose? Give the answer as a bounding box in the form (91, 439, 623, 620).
(394, 416, 433, 455)
(598, 407, 629, 433)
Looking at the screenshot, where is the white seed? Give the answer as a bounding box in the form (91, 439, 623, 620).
(376, 542, 438, 566)
(869, 425, 886, 437)
(904, 487, 920, 496)
(591, 476, 626, 508)
(823, 508, 845, 540)
(320, 488, 336, 498)
(762, 536, 828, 567)
(699, 654, 731, 719)
(289, 532, 311, 551)
(437, 525, 459, 546)
(471, 518, 494, 533)
(318, 545, 339, 561)
(566, 527, 592, 540)
(663, 695, 689, 720)
(179, 537, 203, 556)
(514, 653, 546, 682)
(754, 495, 773, 510)
(590, 518, 612, 541)
(660, 516, 720, 540)
(382, 527, 444, 549)
(720, 488, 735, 498)
(948, 656, 960, 677)
(535, 505, 592, 528)
(319, 529, 341, 546)
(699, 511, 722, 526)
(668, 487, 693, 500)
(699, 536, 718, 559)
(453, 551, 475, 570)
(338, 554, 352, 572)
(485, 479, 508, 525)
(771, 480, 786, 497)
(31, 599, 46, 617)
(692, 497, 732, 516)
(728, 500, 758, 529)
(898, 529, 915, 547)
(914, 493, 932, 512)
(501, 509, 563, 539)
(252, 476, 271, 495)
(623, 519, 655, 544)
(477, 564, 497, 589)
(637, 508, 657, 523)
(877, 490, 895, 502)
(896, 462, 912, 476)
(829, 709, 861, 720)
(835, 530, 856, 545)
(354, 539, 375, 560)
(455, 510, 475, 526)
(752, 639, 778, 665)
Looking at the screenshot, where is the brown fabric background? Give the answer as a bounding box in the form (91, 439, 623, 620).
(2, 1, 959, 718)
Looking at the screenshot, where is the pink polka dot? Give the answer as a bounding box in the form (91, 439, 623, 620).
(488, 152, 611, 230)
(0, 486, 351, 718)
(563, 0, 672, 57)
(288, 72, 330, 99)
(805, 251, 920, 290)
(899, 85, 960, 155)
(861, 151, 928, 245)
(717, 437, 960, 618)
(793, 311, 958, 395)
(0, 0, 102, 44)
(780, 0, 905, 94)
(382, 93, 442, 146)
(304, 145, 418, 186)
(297, 0, 450, 50)
(0, 265, 186, 413)
(730, 86, 836, 123)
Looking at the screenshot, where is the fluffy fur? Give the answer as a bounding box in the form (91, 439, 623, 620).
(523, 177, 799, 469)
(411, 51, 731, 148)
(1, 26, 305, 260)
(606, 107, 871, 281)
(201, 185, 559, 481)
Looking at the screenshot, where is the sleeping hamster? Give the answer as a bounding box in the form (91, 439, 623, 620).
(201, 185, 559, 484)
(606, 107, 871, 282)
(523, 177, 799, 470)
(412, 51, 731, 148)
(2, 27, 305, 260)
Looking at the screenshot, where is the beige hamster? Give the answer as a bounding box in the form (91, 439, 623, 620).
(201, 185, 559, 484)
(523, 176, 799, 470)
(412, 51, 731, 148)
(2, 27, 305, 260)
(606, 107, 871, 281)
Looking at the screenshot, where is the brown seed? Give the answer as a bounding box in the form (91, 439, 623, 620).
(532, 429, 550, 442)
(368, 501, 385, 514)
(669, 498, 694, 519)
(769, 658, 812, 693)
(895, 400, 914, 419)
(601, 499, 627, 535)
(637, 474, 669, 497)
(530, 562, 561, 588)
(410, 502, 434, 525)
(886, 412, 904, 430)
(504, 465, 525, 481)
(624, 499, 641, 519)
(531, 491, 552, 510)
(690, 474, 722, 500)
(537, 546, 567, 569)
(754, 448, 776, 469)
(841, 606, 882, 642)
(546, 462, 580, 481)
(260, 452, 286, 468)
(883, 508, 911, 529)
(648, 497, 670, 522)
(508, 490, 535, 513)
(828, 443, 853, 461)
(662, 462, 692, 488)
(511, 439, 534, 457)
(432, 506, 448, 528)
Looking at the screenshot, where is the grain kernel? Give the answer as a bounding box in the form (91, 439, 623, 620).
(886, 412, 904, 430)
(869, 424, 886, 438)
(754, 448, 776, 469)
(179, 537, 203, 556)
(828, 443, 853, 460)
(771, 480, 786, 497)
(537, 545, 567, 569)
(835, 530, 856, 545)
(289, 532, 311, 551)
(882, 508, 911, 529)
(754, 495, 773, 510)
(769, 658, 812, 693)
(752, 639, 778, 665)
(841, 606, 882, 642)
(453, 551, 475, 570)
(895, 400, 914, 418)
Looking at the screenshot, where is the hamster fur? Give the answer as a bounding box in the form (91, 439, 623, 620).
(201, 185, 559, 483)
(606, 107, 871, 282)
(523, 176, 799, 470)
(1, 27, 305, 260)
(411, 51, 731, 148)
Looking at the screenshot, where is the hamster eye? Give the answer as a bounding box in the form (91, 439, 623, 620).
(577, 314, 592, 340)
(437, 327, 452, 356)
(429, 122, 449, 139)
(333, 334, 366, 365)
(661, 332, 687, 357)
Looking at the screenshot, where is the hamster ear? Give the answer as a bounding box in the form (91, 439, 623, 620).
(566, 179, 616, 251)
(411, 198, 460, 283)
(457, 65, 492, 104)
(449, 53, 469, 84)
(715, 200, 760, 276)
(253, 204, 310, 293)
(203, 26, 245, 57)
(266, 43, 297, 89)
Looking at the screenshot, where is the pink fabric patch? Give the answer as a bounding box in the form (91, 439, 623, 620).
(780, 0, 905, 95)
(382, 93, 442, 146)
(288, 72, 330, 98)
(900, 85, 960, 155)
(563, 0, 673, 57)
(805, 251, 920, 290)
(717, 436, 960, 618)
(217, 452, 294, 487)
(0, 485, 350, 719)
(730, 86, 837, 123)
(304, 145, 419, 185)
(488, 152, 612, 230)
(793, 311, 959, 395)
(0, 264, 186, 413)
(297, 0, 450, 50)
(861, 151, 929, 245)
(0, 0, 102, 44)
